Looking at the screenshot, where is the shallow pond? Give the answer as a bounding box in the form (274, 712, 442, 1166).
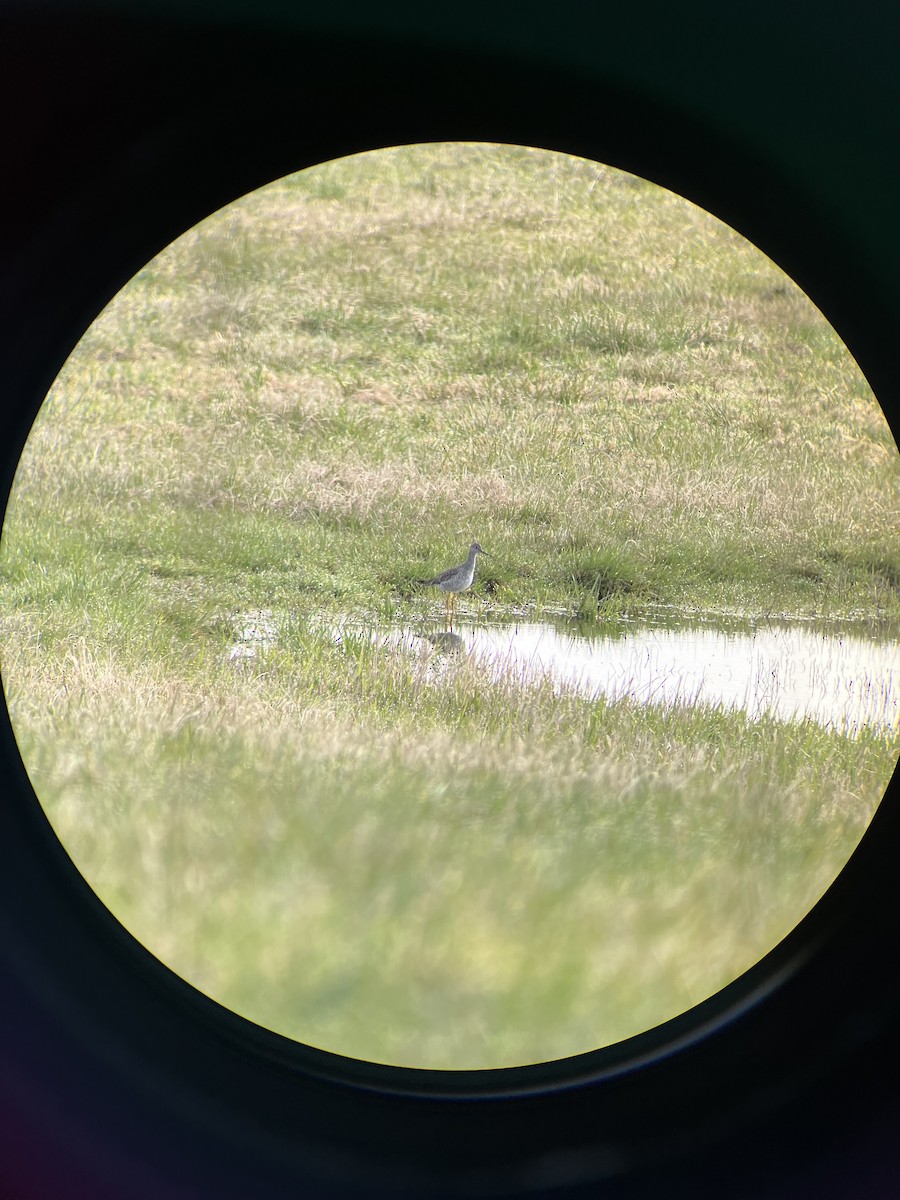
(418, 617, 899, 736)
(233, 610, 900, 737)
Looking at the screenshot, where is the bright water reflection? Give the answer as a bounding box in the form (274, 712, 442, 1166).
(228, 609, 899, 736)
(383, 617, 900, 737)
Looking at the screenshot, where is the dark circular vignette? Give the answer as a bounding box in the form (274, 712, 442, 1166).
(1, 3, 899, 1199)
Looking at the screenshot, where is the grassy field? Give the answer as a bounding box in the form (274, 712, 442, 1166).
(2, 143, 898, 1068)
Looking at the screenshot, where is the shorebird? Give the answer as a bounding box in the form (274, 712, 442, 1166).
(419, 542, 488, 625)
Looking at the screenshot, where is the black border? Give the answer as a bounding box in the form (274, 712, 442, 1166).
(2, 3, 899, 1197)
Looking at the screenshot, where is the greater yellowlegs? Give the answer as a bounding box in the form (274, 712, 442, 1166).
(419, 542, 488, 625)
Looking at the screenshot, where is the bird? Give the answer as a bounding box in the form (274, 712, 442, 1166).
(418, 542, 488, 626)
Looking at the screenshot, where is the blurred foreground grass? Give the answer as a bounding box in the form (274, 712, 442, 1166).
(5, 631, 895, 1067)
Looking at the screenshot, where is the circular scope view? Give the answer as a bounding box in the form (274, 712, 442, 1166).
(2, 143, 897, 1068)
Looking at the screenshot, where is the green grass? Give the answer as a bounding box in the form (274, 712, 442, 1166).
(4, 632, 894, 1068)
(8, 143, 897, 625)
(1, 142, 897, 1068)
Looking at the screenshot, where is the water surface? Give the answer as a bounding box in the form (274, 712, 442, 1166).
(229, 609, 899, 737)
(363, 616, 900, 737)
